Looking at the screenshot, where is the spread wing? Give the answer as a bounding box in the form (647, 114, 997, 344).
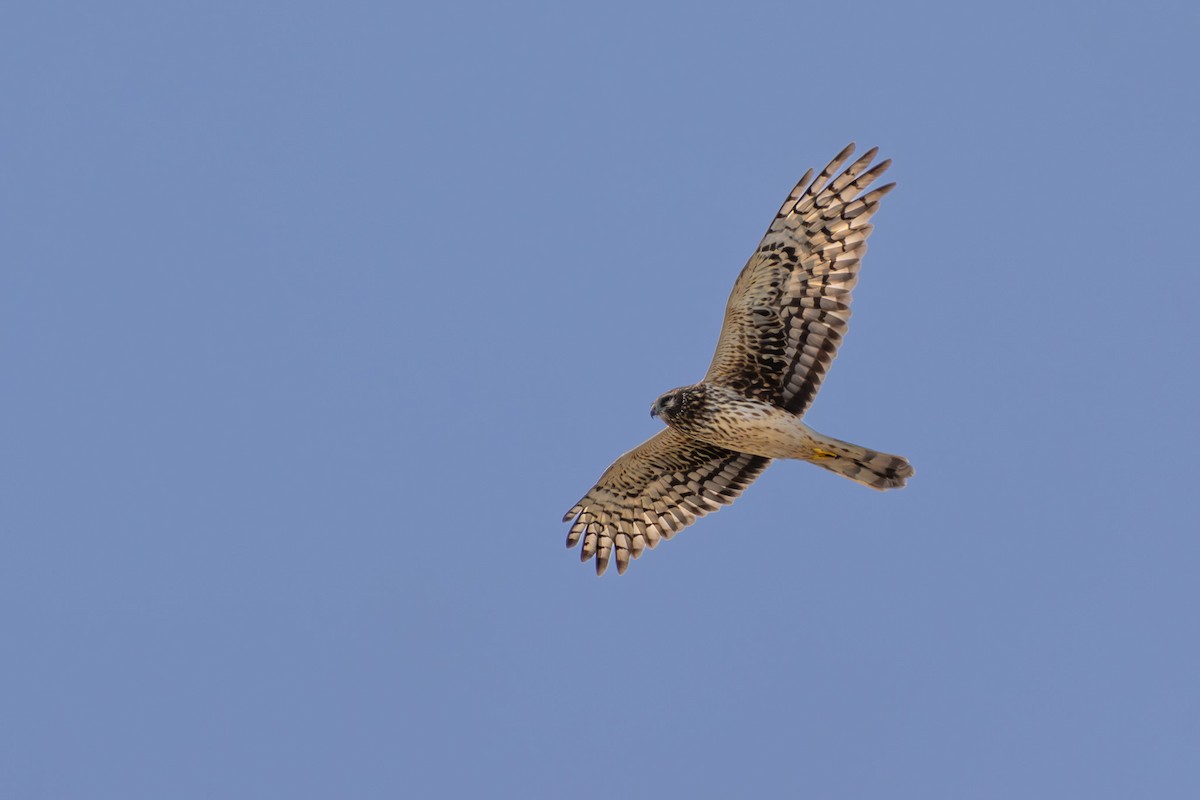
(564, 428, 770, 576)
(704, 143, 894, 416)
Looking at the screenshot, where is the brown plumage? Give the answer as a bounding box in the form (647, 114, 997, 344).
(565, 144, 913, 576)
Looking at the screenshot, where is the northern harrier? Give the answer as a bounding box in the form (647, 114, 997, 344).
(564, 143, 913, 575)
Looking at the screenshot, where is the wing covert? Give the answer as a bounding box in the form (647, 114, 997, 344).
(564, 428, 769, 576)
(703, 143, 894, 415)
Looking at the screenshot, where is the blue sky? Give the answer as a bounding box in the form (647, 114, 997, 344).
(4, 1, 1199, 797)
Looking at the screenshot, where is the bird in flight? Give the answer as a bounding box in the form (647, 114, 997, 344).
(563, 143, 913, 576)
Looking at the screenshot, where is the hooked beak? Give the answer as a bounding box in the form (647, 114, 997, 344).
(650, 403, 659, 419)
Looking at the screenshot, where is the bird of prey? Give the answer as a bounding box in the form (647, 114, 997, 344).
(563, 143, 913, 576)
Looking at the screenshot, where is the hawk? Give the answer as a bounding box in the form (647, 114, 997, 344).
(564, 143, 913, 575)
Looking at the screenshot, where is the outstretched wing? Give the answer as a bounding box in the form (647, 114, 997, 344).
(564, 428, 769, 576)
(704, 143, 894, 416)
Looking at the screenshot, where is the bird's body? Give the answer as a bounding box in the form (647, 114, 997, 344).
(652, 384, 910, 488)
(656, 383, 820, 460)
(564, 143, 913, 575)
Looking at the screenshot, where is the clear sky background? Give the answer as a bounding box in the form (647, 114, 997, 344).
(4, 2, 1199, 798)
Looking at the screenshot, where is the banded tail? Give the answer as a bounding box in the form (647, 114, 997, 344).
(805, 432, 913, 490)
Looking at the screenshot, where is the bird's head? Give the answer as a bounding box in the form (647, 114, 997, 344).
(650, 387, 693, 421)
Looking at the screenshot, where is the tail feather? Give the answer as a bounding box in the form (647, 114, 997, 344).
(806, 433, 913, 490)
